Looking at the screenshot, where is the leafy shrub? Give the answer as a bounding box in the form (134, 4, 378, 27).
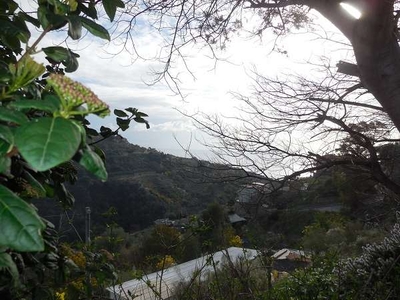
(0, 1, 148, 299)
(339, 223, 400, 299)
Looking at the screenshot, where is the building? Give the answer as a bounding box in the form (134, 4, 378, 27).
(272, 248, 310, 272)
(228, 213, 247, 225)
(108, 247, 258, 300)
(236, 182, 268, 204)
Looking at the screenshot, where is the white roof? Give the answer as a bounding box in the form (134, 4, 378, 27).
(108, 247, 258, 300)
(272, 248, 307, 260)
(228, 214, 246, 223)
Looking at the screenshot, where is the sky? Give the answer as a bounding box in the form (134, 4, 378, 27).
(20, 1, 356, 159)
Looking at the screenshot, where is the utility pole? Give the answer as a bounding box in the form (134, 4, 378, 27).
(85, 207, 91, 245)
(85, 207, 92, 296)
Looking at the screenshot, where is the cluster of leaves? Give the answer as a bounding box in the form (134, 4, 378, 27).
(96, 203, 242, 276)
(266, 255, 340, 300)
(267, 222, 400, 300)
(49, 243, 117, 300)
(0, 0, 149, 298)
(339, 223, 400, 299)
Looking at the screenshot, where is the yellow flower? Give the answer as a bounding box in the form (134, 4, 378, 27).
(91, 277, 98, 288)
(55, 291, 65, 300)
(71, 278, 85, 291)
(156, 255, 176, 270)
(70, 251, 86, 269)
(229, 235, 243, 247)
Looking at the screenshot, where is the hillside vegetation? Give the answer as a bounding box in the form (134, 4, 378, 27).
(36, 136, 247, 237)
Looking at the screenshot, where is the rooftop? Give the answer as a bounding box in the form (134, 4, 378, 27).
(108, 247, 258, 300)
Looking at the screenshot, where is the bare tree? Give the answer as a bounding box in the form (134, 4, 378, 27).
(115, 0, 400, 132)
(181, 62, 400, 197)
(110, 1, 400, 198)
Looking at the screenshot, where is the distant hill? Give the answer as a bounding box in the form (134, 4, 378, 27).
(38, 136, 248, 238)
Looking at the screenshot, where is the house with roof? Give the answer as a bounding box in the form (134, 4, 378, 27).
(272, 248, 311, 272)
(228, 213, 247, 225)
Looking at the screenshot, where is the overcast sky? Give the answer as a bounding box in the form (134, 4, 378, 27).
(21, 1, 355, 159)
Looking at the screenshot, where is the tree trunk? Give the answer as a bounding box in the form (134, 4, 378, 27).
(355, 39, 400, 133)
(315, 0, 400, 132)
(352, 5, 400, 133)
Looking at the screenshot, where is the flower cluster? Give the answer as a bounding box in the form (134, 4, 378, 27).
(70, 278, 85, 291)
(60, 244, 86, 269)
(156, 255, 176, 270)
(338, 223, 400, 298)
(47, 74, 110, 117)
(55, 291, 65, 300)
(229, 235, 243, 247)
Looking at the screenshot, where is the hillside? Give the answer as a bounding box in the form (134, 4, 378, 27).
(38, 136, 248, 237)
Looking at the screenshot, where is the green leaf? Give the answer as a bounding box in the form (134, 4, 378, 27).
(80, 17, 110, 41)
(43, 183, 54, 198)
(18, 11, 41, 28)
(0, 19, 22, 38)
(0, 128, 13, 170)
(72, 121, 86, 146)
(0, 17, 30, 45)
(0, 33, 21, 51)
(37, 5, 50, 29)
(10, 98, 60, 113)
(0, 107, 28, 125)
(37, 4, 67, 30)
(114, 109, 128, 118)
(48, 0, 70, 15)
(0, 125, 14, 145)
(77, 2, 97, 19)
(67, 15, 82, 40)
(43, 94, 62, 110)
(0, 67, 11, 83)
(0, 252, 19, 284)
(0, 156, 11, 174)
(125, 107, 138, 114)
(85, 127, 99, 137)
(116, 117, 130, 131)
(45, 13, 67, 30)
(134, 117, 150, 129)
(92, 145, 106, 161)
(102, 0, 117, 22)
(13, 16, 31, 43)
(9, 56, 45, 90)
(2, 0, 18, 13)
(100, 126, 112, 138)
(43, 46, 70, 62)
(15, 117, 81, 171)
(0, 140, 11, 155)
(136, 111, 149, 117)
(63, 52, 79, 72)
(79, 146, 108, 180)
(0, 185, 45, 252)
(114, 0, 125, 8)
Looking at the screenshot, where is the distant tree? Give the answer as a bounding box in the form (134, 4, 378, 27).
(202, 202, 227, 228)
(150, 225, 181, 254)
(184, 63, 400, 206)
(199, 203, 241, 251)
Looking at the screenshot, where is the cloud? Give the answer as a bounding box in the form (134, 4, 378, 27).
(17, 1, 352, 158)
(137, 119, 196, 132)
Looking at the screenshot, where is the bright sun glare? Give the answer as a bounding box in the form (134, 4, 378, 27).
(340, 2, 362, 19)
